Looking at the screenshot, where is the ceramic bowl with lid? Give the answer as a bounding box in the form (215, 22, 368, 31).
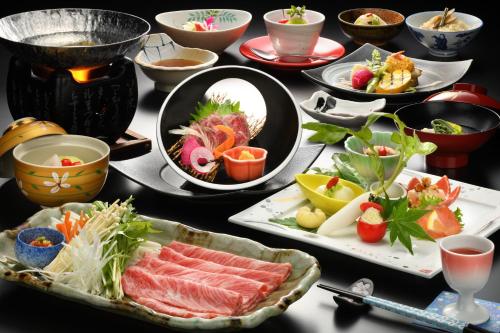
(395, 101, 500, 168)
(0, 117, 66, 178)
(424, 83, 500, 110)
(13, 134, 110, 207)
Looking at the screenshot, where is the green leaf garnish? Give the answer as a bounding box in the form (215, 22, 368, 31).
(302, 112, 437, 196)
(371, 196, 434, 254)
(417, 195, 444, 209)
(302, 122, 348, 144)
(269, 217, 317, 233)
(191, 99, 242, 123)
(454, 207, 463, 225)
(286, 5, 306, 18)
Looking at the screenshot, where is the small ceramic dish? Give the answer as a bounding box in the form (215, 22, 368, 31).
(344, 131, 400, 182)
(295, 174, 365, 215)
(338, 8, 405, 46)
(13, 134, 110, 207)
(0, 117, 66, 178)
(239, 36, 345, 69)
(15, 227, 64, 268)
(155, 9, 252, 54)
(394, 101, 500, 168)
(135, 33, 218, 92)
(406, 11, 483, 57)
(264, 8, 325, 59)
(300, 90, 386, 128)
(369, 182, 407, 200)
(222, 146, 268, 182)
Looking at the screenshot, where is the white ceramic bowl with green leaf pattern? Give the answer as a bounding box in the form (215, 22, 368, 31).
(156, 9, 252, 54)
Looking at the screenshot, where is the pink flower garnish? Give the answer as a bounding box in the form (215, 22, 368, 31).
(205, 16, 215, 25)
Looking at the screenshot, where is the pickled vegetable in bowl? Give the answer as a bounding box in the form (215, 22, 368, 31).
(295, 174, 365, 215)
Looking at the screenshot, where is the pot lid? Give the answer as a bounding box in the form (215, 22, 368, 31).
(424, 83, 500, 110)
(0, 117, 66, 157)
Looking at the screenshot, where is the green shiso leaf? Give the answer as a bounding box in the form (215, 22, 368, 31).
(191, 99, 242, 123)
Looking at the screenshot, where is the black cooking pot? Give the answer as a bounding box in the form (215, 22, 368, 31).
(0, 8, 150, 68)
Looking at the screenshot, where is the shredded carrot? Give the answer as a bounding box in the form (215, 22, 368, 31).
(56, 210, 88, 243)
(63, 211, 72, 240)
(213, 125, 235, 158)
(78, 211, 87, 229)
(56, 223, 70, 242)
(70, 218, 79, 239)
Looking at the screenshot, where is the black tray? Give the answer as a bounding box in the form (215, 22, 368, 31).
(110, 144, 324, 201)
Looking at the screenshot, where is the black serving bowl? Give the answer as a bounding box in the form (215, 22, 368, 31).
(156, 65, 302, 191)
(395, 101, 500, 168)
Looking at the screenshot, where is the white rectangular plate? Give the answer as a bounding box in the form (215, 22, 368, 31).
(229, 169, 500, 278)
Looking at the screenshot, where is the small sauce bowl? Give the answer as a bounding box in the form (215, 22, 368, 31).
(15, 227, 65, 268)
(222, 146, 267, 182)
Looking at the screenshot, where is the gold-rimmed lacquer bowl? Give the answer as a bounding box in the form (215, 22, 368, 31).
(12, 135, 109, 207)
(0, 117, 66, 178)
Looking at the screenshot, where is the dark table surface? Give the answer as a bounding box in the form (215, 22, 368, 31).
(0, 1, 499, 333)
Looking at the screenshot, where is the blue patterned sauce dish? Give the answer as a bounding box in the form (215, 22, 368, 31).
(406, 11, 482, 57)
(15, 227, 64, 268)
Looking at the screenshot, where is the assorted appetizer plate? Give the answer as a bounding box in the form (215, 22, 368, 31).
(0, 203, 320, 331)
(302, 43, 472, 100)
(229, 169, 500, 278)
(240, 36, 345, 69)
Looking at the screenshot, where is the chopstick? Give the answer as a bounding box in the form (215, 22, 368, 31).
(317, 283, 364, 302)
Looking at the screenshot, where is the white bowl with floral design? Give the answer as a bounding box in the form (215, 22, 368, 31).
(155, 9, 252, 54)
(12, 135, 109, 207)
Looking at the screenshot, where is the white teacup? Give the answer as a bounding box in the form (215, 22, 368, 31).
(440, 235, 494, 325)
(264, 9, 325, 60)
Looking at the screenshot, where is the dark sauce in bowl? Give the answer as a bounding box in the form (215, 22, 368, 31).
(153, 59, 203, 67)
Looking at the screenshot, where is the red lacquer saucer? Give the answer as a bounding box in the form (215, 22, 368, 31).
(239, 36, 345, 69)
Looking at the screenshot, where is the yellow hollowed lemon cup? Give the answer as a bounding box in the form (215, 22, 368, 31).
(13, 135, 110, 207)
(295, 174, 365, 215)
